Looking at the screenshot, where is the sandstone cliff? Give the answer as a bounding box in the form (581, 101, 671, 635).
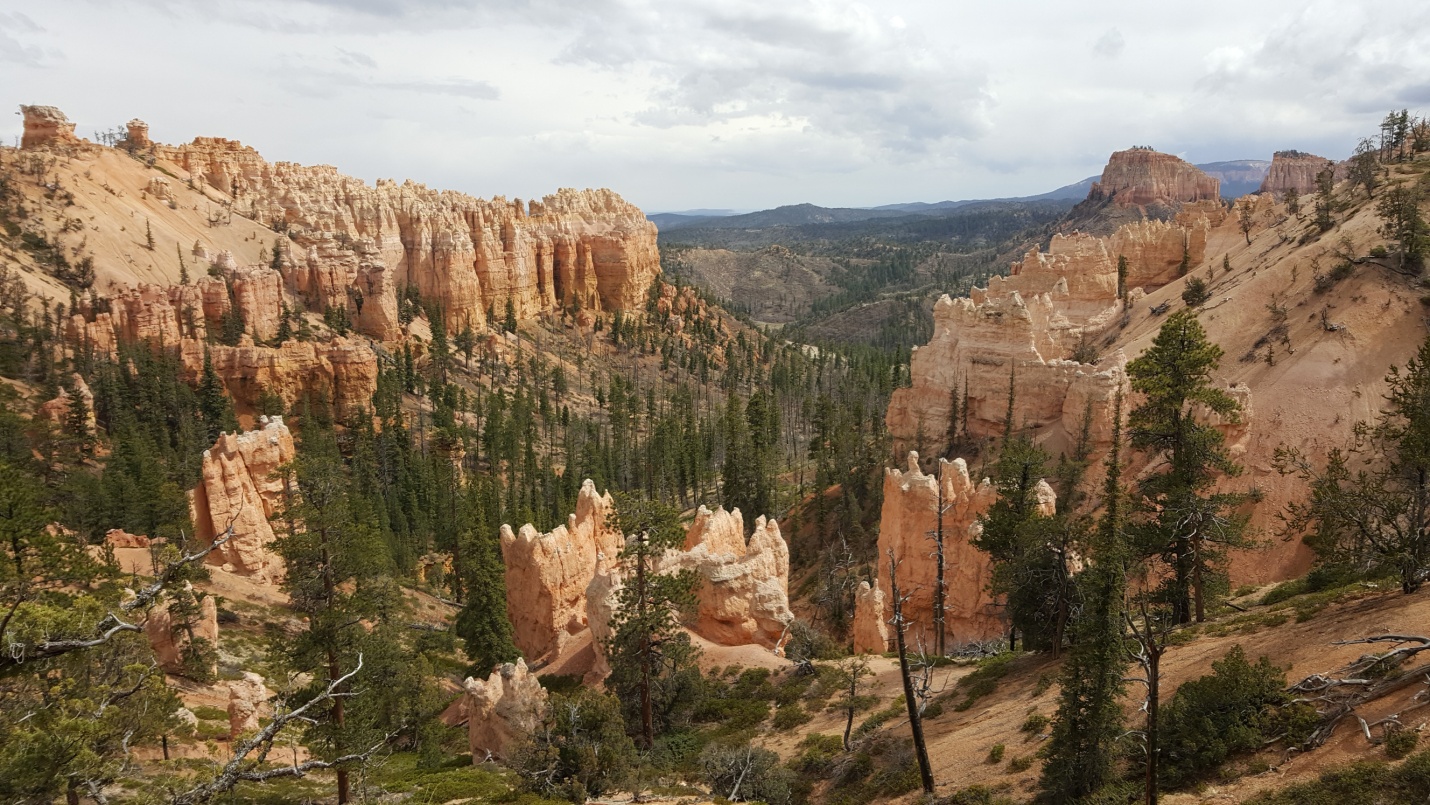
(1258, 150, 1335, 196)
(149, 135, 660, 341)
(143, 584, 219, 678)
(852, 580, 889, 654)
(1089, 148, 1220, 206)
(501, 482, 794, 677)
(19, 105, 81, 150)
(860, 454, 1007, 648)
(189, 416, 295, 583)
(464, 659, 548, 762)
(499, 480, 624, 664)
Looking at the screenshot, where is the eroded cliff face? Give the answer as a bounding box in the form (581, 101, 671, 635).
(464, 659, 548, 762)
(883, 202, 1236, 458)
(1089, 148, 1220, 206)
(499, 480, 624, 664)
(149, 136, 659, 340)
(860, 454, 1007, 648)
(65, 279, 379, 416)
(19, 105, 81, 150)
(1258, 150, 1335, 196)
(500, 481, 793, 678)
(143, 584, 219, 678)
(189, 416, 295, 583)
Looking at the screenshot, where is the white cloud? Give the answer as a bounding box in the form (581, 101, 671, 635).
(2, 0, 1428, 210)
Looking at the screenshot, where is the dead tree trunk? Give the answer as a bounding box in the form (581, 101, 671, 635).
(888, 550, 936, 796)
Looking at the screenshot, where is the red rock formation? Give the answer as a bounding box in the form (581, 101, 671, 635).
(19, 105, 81, 149)
(865, 453, 1053, 648)
(663, 509, 793, 648)
(1258, 150, 1334, 197)
(151, 135, 660, 341)
(852, 580, 889, 654)
(177, 335, 377, 415)
(189, 416, 295, 583)
(1089, 149, 1220, 206)
(464, 659, 548, 762)
(38, 373, 95, 433)
(499, 480, 623, 664)
(142, 583, 219, 677)
(124, 119, 152, 150)
(227, 672, 269, 739)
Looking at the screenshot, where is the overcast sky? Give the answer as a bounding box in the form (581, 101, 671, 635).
(3, 1, 1428, 212)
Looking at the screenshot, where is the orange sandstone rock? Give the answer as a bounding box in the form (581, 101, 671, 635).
(852, 580, 890, 654)
(1089, 149, 1220, 206)
(227, 672, 269, 739)
(872, 454, 1006, 648)
(189, 416, 295, 583)
(1259, 150, 1335, 197)
(498, 480, 623, 664)
(142, 583, 219, 677)
(464, 659, 547, 762)
(19, 105, 81, 149)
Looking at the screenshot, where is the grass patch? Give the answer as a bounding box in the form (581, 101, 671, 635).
(948, 653, 1015, 712)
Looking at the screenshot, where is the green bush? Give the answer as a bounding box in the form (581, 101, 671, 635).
(789, 733, 843, 775)
(986, 743, 1005, 764)
(1007, 755, 1035, 773)
(1020, 711, 1049, 736)
(772, 702, 812, 731)
(1386, 728, 1420, 759)
(1158, 645, 1289, 787)
(1245, 746, 1430, 804)
(951, 653, 1014, 711)
(189, 705, 228, 722)
(699, 744, 795, 805)
(1182, 277, 1212, 307)
(512, 688, 636, 803)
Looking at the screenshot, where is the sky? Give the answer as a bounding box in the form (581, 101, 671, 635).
(3, 1, 1429, 212)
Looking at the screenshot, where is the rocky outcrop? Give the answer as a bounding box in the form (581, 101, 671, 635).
(124, 119, 151, 150)
(663, 509, 793, 648)
(177, 336, 378, 415)
(143, 583, 219, 677)
(870, 454, 1004, 647)
(1089, 149, 1220, 206)
(19, 105, 80, 149)
(148, 134, 660, 340)
(1258, 150, 1334, 197)
(502, 482, 794, 676)
(189, 416, 295, 583)
(227, 672, 269, 739)
(38, 373, 95, 433)
(464, 659, 548, 762)
(852, 580, 889, 654)
(499, 480, 623, 664)
(886, 286, 1130, 456)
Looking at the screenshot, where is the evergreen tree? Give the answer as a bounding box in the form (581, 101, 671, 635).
(197, 348, 238, 444)
(1277, 333, 1430, 593)
(1039, 392, 1128, 802)
(1127, 310, 1245, 624)
(274, 424, 401, 804)
(603, 494, 700, 748)
(454, 522, 520, 676)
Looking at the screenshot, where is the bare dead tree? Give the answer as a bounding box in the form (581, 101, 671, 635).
(887, 549, 936, 796)
(167, 655, 392, 804)
(1124, 597, 1174, 805)
(925, 472, 954, 657)
(1288, 634, 1430, 749)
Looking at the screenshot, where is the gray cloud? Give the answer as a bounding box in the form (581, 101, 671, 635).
(0, 12, 48, 66)
(1093, 28, 1124, 58)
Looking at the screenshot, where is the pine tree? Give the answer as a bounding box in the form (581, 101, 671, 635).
(453, 523, 520, 676)
(604, 494, 700, 748)
(196, 348, 238, 444)
(144, 219, 155, 251)
(1039, 392, 1127, 802)
(1127, 309, 1245, 624)
(177, 243, 189, 285)
(274, 425, 400, 804)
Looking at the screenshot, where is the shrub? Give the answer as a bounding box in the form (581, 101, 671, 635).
(790, 733, 843, 775)
(1386, 728, 1420, 759)
(1182, 277, 1212, 307)
(1007, 755, 1035, 773)
(772, 702, 812, 731)
(987, 743, 1006, 764)
(1020, 711, 1049, 736)
(698, 744, 795, 805)
(1158, 645, 1289, 787)
(951, 653, 1014, 711)
(512, 689, 635, 802)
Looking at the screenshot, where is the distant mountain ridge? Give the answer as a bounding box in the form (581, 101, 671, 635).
(655, 158, 1272, 231)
